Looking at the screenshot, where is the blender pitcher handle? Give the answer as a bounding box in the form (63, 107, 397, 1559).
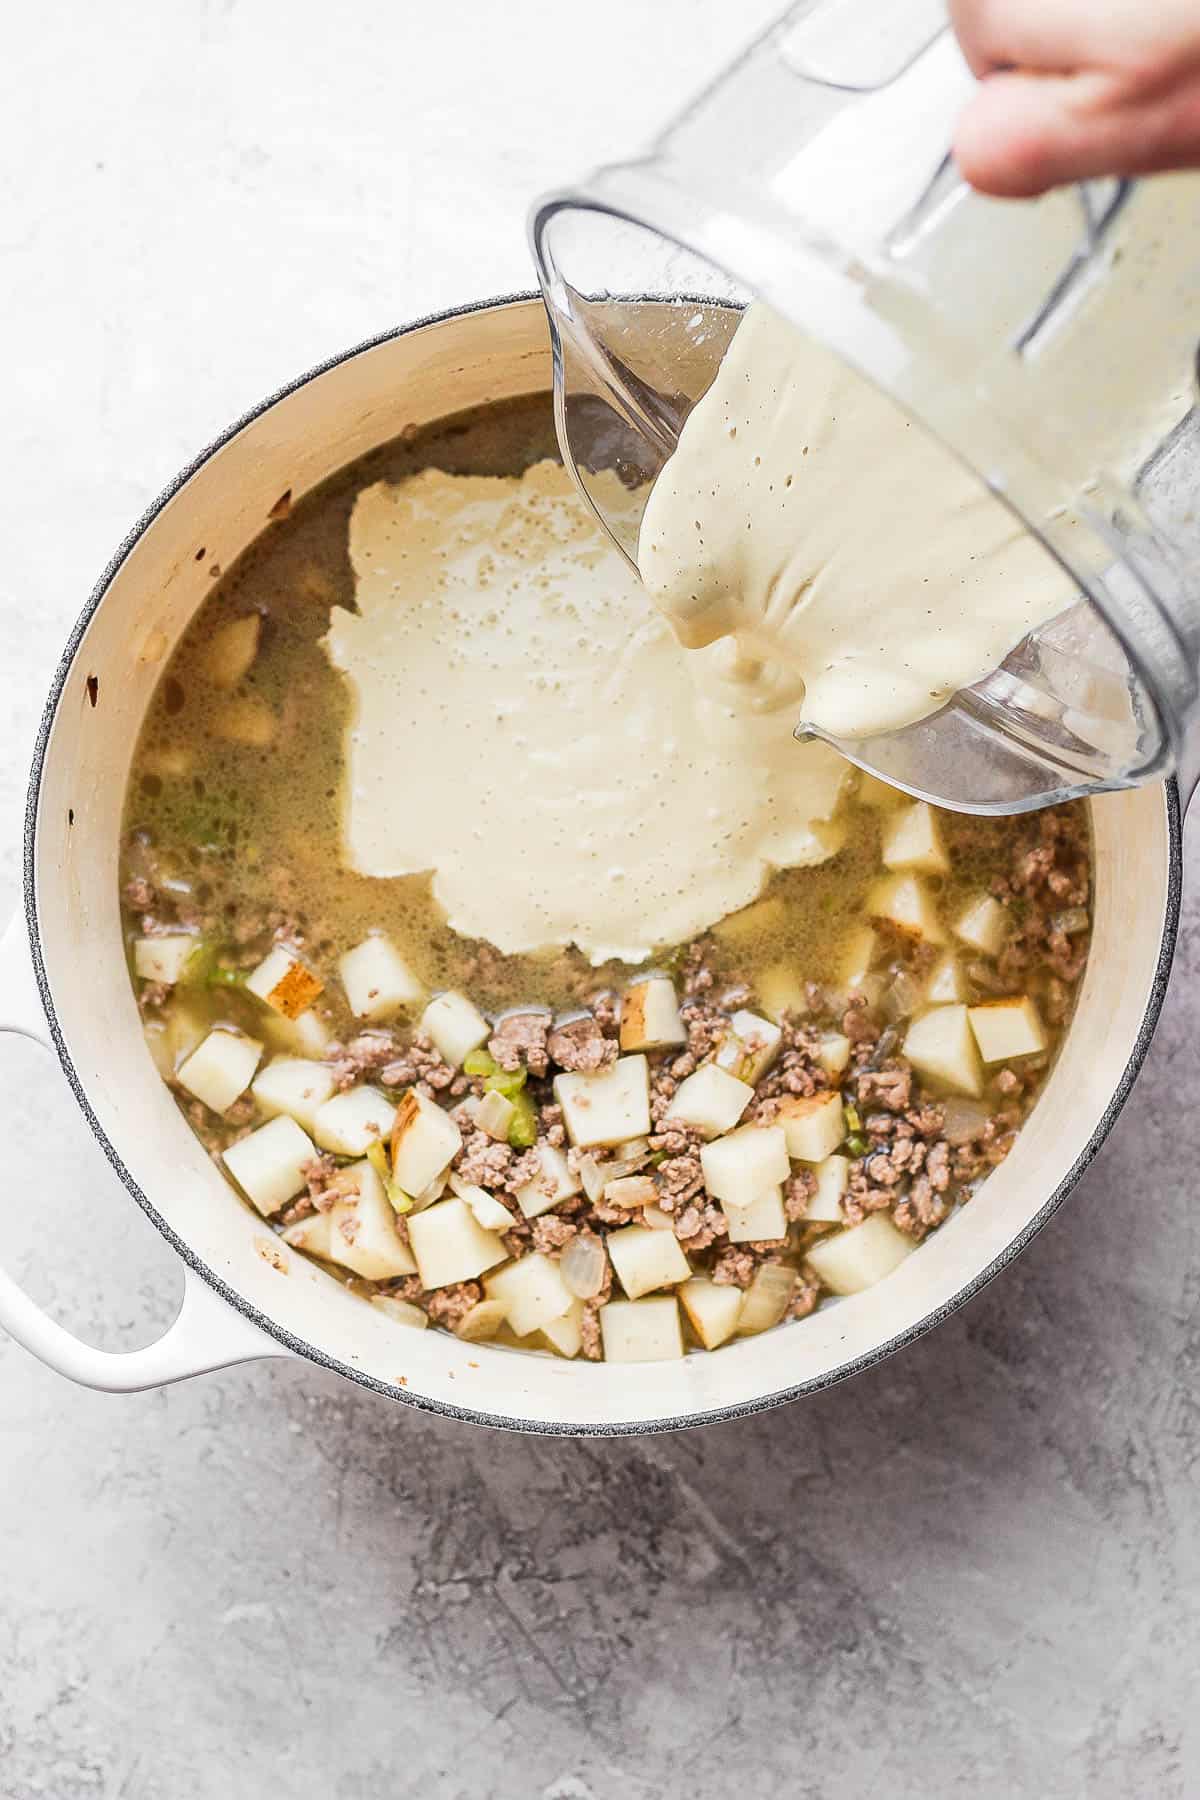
(0, 911, 289, 1392)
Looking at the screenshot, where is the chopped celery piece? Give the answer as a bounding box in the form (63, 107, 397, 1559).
(366, 1138, 413, 1214)
(463, 1049, 497, 1078)
(843, 1103, 862, 1134)
(845, 1133, 870, 1158)
(485, 1065, 527, 1099)
(507, 1089, 538, 1149)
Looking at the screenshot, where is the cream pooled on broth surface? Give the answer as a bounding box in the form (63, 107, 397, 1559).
(639, 302, 1076, 739)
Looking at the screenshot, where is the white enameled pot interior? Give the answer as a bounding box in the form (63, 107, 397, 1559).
(29, 297, 1176, 1431)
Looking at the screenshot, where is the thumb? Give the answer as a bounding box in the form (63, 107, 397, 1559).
(954, 67, 1130, 197)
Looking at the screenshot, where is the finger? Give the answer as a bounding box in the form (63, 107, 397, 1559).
(948, 0, 1145, 77)
(946, 0, 998, 78)
(953, 69, 1140, 197)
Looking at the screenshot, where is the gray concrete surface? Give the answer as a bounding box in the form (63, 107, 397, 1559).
(2, 4, 1198, 1797)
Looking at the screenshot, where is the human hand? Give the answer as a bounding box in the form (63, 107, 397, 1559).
(949, 0, 1200, 196)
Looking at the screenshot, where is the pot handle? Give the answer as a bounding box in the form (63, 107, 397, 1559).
(0, 911, 290, 1391)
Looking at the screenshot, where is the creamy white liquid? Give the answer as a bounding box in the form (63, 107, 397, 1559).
(638, 302, 1077, 740)
(324, 461, 850, 963)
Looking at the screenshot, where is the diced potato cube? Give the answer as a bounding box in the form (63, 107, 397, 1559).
(607, 1224, 691, 1300)
(925, 951, 968, 1006)
(723, 1185, 788, 1244)
(713, 894, 786, 948)
(881, 800, 949, 875)
(540, 1300, 585, 1358)
(816, 1032, 852, 1078)
(244, 943, 324, 1019)
(370, 1293, 429, 1330)
(449, 1176, 516, 1234)
(420, 990, 490, 1067)
(776, 1090, 845, 1162)
(806, 1153, 849, 1223)
(408, 1197, 507, 1290)
(868, 873, 947, 945)
(902, 1004, 983, 1097)
(679, 1277, 743, 1350)
(838, 925, 877, 992)
(619, 976, 686, 1053)
(133, 934, 200, 986)
(211, 694, 276, 747)
(201, 614, 261, 688)
(806, 1213, 914, 1295)
(326, 1160, 418, 1280)
(554, 1055, 651, 1149)
(736, 1263, 797, 1335)
(604, 1174, 658, 1209)
(312, 1085, 397, 1156)
(664, 1063, 754, 1139)
(454, 1298, 509, 1343)
(251, 1056, 336, 1133)
(954, 892, 1008, 957)
(716, 1009, 782, 1085)
(968, 996, 1047, 1064)
(700, 1125, 790, 1208)
(756, 962, 806, 1022)
(514, 1141, 581, 1219)
(281, 1210, 335, 1260)
(485, 1252, 575, 1337)
(856, 771, 906, 809)
(178, 1028, 263, 1115)
(223, 1114, 315, 1217)
(476, 1089, 515, 1141)
(338, 934, 423, 1021)
(259, 1007, 333, 1059)
(390, 1088, 462, 1194)
(599, 1297, 684, 1363)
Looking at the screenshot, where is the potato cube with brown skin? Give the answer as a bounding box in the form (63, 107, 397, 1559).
(816, 1032, 852, 1079)
(664, 1063, 754, 1139)
(716, 1009, 782, 1085)
(868, 873, 947, 945)
(178, 1028, 263, 1115)
(420, 990, 490, 1067)
(407, 1197, 507, 1291)
(251, 1056, 336, 1133)
(679, 1278, 744, 1350)
(312, 1085, 397, 1157)
(954, 892, 1008, 957)
(619, 976, 686, 1053)
(599, 1297, 685, 1363)
(554, 1055, 651, 1149)
(390, 1088, 462, 1195)
(223, 1114, 315, 1218)
(485, 1253, 575, 1338)
(326, 1161, 418, 1281)
(807, 1153, 849, 1223)
(607, 1224, 692, 1300)
(338, 935, 423, 1022)
(201, 614, 261, 689)
(514, 1141, 581, 1219)
(925, 951, 968, 1006)
(902, 1004, 983, 1097)
(775, 1090, 845, 1162)
(700, 1125, 790, 1209)
(540, 1300, 585, 1358)
(969, 996, 1047, 1064)
(244, 944, 324, 1020)
(281, 1210, 335, 1260)
(723, 1185, 788, 1244)
(881, 800, 950, 875)
(133, 935, 200, 986)
(211, 694, 276, 747)
(806, 1213, 914, 1295)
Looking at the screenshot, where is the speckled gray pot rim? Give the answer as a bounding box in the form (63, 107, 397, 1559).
(22, 292, 1185, 1436)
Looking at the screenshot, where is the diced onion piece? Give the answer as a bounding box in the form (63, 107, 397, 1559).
(925, 951, 968, 1006)
(454, 1298, 509, 1342)
(736, 1263, 797, 1335)
(476, 1088, 515, 1142)
(251, 1056, 336, 1133)
(664, 1063, 754, 1139)
(370, 1293, 428, 1330)
(881, 800, 950, 875)
(619, 976, 686, 1053)
(449, 1176, 515, 1234)
(679, 1277, 743, 1350)
(201, 614, 261, 688)
(968, 996, 1047, 1064)
(723, 1185, 787, 1244)
(700, 1125, 789, 1208)
(577, 1153, 606, 1203)
(312, 1085, 397, 1157)
(816, 1031, 851, 1078)
(953, 893, 1007, 957)
(223, 1115, 315, 1218)
(245, 944, 324, 1019)
(514, 1142, 581, 1219)
(326, 1160, 418, 1280)
(607, 1224, 691, 1300)
(1052, 906, 1089, 936)
(133, 934, 200, 986)
(806, 1214, 914, 1295)
(939, 1096, 992, 1145)
(338, 934, 423, 1021)
(775, 1090, 845, 1162)
(420, 990, 490, 1066)
(881, 968, 924, 1024)
(178, 1028, 263, 1115)
(485, 1253, 575, 1337)
(407, 1198, 507, 1290)
(560, 1232, 609, 1300)
(540, 1300, 585, 1358)
(641, 1204, 676, 1231)
(603, 1174, 658, 1209)
(390, 1088, 462, 1193)
(599, 1297, 684, 1363)
(554, 1055, 651, 1149)
(903, 1004, 983, 1097)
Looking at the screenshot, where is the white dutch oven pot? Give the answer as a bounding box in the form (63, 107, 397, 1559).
(0, 296, 1181, 1434)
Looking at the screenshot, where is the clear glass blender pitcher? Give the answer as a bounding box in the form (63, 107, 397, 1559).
(529, 0, 1200, 814)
